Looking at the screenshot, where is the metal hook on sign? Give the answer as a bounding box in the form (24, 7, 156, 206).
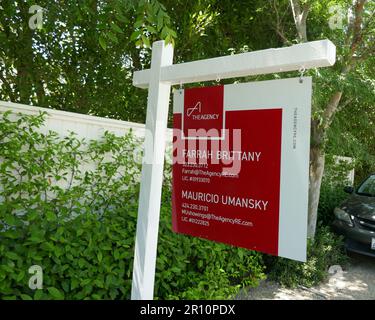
(216, 75, 221, 83)
(299, 66, 306, 84)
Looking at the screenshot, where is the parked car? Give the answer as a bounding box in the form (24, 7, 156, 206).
(332, 173, 375, 257)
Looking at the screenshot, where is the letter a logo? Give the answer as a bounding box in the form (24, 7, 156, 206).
(28, 5, 44, 30)
(28, 265, 43, 290)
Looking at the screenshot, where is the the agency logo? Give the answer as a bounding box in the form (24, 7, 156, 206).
(183, 85, 224, 139)
(187, 101, 202, 117)
(186, 101, 220, 121)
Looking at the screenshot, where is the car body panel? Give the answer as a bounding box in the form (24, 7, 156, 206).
(332, 174, 375, 257)
(340, 194, 375, 220)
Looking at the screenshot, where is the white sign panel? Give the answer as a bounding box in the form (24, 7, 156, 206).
(172, 77, 312, 262)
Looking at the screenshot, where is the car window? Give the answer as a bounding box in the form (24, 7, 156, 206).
(357, 175, 375, 197)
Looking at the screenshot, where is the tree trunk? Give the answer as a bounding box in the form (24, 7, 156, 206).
(307, 90, 342, 238)
(308, 145, 325, 238)
(14, 1, 35, 104)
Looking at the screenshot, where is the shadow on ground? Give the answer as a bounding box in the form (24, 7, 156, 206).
(237, 252, 375, 300)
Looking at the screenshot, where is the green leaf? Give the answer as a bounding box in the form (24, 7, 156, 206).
(16, 270, 26, 282)
(81, 279, 91, 286)
(107, 32, 118, 44)
(56, 227, 64, 237)
(29, 236, 43, 243)
(62, 280, 70, 293)
(168, 28, 177, 38)
(78, 258, 85, 268)
(28, 211, 40, 221)
(99, 36, 107, 50)
(2, 230, 19, 239)
(97, 251, 103, 262)
(34, 290, 44, 300)
(46, 211, 57, 222)
(157, 10, 164, 31)
(66, 253, 74, 260)
(93, 279, 104, 288)
(146, 25, 157, 34)
(238, 250, 244, 260)
(115, 13, 128, 23)
(130, 30, 141, 41)
(134, 19, 143, 28)
(47, 287, 65, 300)
(71, 278, 79, 290)
(165, 35, 173, 46)
(161, 26, 168, 39)
(110, 22, 123, 34)
(6, 252, 19, 260)
(83, 284, 93, 295)
(20, 294, 33, 300)
(5, 215, 17, 226)
(141, 35, 150, 48)
(171, 267, 181, 273)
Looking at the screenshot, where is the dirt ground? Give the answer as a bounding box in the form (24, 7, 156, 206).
(237, 252, 375, 300)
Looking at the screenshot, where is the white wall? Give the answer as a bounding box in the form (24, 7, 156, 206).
(333, 155, 355, 185)
(0, 101, 173, 142)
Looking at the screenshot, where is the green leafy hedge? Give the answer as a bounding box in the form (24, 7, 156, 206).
(0, 111, 265, 300)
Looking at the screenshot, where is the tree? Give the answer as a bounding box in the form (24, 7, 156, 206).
(284, 0, 374, 237)
(0, 0, 176, 121)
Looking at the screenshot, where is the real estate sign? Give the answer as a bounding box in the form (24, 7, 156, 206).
(172, 77, 312, 262)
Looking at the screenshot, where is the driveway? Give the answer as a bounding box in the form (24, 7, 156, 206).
(237, 252, 375, 300)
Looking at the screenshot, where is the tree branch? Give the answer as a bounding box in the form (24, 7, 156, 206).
(350, 0, 367, 54)
(351, 43, 375, 63)
(290, 0, 311, 42)
(272, 0, 292, 45)
(325, 98, 354, 129)
(342, 0, 368, 75)
(322, 91, 343, 131)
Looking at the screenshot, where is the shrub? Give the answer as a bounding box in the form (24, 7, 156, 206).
(0, 111, 265, 300)
(0, 111, 140, 300)
(264, 226, 348, 288)
(317, 183, 348, 226)
(156, 182, 265, 299)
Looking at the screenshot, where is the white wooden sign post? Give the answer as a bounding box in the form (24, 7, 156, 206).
(131, 39, 336, 300)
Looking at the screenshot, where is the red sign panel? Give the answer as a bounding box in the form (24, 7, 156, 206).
(183, 86, 224, 138)
(172, 85, 283, 256)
